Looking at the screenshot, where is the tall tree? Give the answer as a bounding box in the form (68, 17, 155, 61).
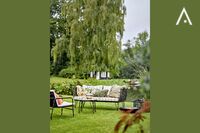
(52, 0, 126, 75)
(50, 0, 70, 74)
(119, 31, 150, 79)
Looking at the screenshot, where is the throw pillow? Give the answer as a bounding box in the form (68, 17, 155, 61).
(55, 93, 63, 105)
(91, 85, 103, 94)
(77, 85, 86, 96)
(102, 86, 112, 96)
(93, 90, 108, 97)
(108, 85, 121, 98)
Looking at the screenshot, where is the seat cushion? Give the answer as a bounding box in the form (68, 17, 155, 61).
(93, 97, 119, 102)
(74, 96, 86, 100)
(58, 102, 73, 107)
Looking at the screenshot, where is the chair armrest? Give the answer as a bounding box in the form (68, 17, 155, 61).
(56, 96, 73, 99)
(56, 96, 74, 103)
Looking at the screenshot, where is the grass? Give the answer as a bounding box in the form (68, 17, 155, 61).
(50, 101, 150, 133)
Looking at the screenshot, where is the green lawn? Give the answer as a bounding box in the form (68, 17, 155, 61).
(50, 102, 150, 133)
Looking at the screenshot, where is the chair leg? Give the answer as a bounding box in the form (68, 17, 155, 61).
(81, 101, 83, 112)
(78, 101, 81, 113)
(72, 106, 74, 117)
(94, 102, 96, 112)
(61, 108, 63, 116)
(50, 108, 54, 120)
(83, 102, 85, 108)
(75, 101, 77, 108)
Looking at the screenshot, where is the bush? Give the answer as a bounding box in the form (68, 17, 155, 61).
(50, 81, 77, 95)
(58, 68, 75, 78)
(50, 77, 129, 95)
(58, 68, 89, 79)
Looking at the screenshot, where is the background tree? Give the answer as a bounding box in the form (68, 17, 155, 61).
(50, 0, 70, 75)
(119, 31, 150, 79)
(118, 31, 150, 99)
(52, 0, 126, 76)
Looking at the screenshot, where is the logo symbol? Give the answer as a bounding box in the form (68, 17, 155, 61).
(176, 7, 192, 25)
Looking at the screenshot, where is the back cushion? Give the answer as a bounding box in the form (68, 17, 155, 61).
(50, 91, 55, 107)
(77, 85, 86, 96)
(50, 90, 63, 106)
(82, 85, 93, 94)
(108, 85, 121, 98)
(91, 85, 103, 94)
(93, 90, 108, 97)
(102, 86, 112, 96)
(55, 93, 63, 105)
(82, 85, 103, 95)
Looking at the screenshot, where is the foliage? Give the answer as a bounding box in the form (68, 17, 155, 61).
(58, 67, 76, 78)
(139, 71, 150, 100)
(58, 67, 90, 79)
(52, 0, 126, 75)
(51, 51, 70, 75)
(114, 100, 150, 133)
(50, 80, 77, 95)
(119, 31, 150, 79)
(50, 0, 70, 75)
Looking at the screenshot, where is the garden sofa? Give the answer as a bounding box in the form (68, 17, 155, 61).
(73, 85, 128, 109)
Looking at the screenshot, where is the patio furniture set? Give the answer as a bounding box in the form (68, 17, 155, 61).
(50, 84, 142, 119)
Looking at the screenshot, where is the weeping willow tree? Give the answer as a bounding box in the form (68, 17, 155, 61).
(52, 0, 126, 75)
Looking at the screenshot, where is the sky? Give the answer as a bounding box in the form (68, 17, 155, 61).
(122, 0, 150, 44)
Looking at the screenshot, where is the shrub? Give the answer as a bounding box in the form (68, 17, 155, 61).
(58, 68, 89, 79)
(58, 68, 75, 78)
(50, 81, 77, 95)
(50, 77, 133, 95)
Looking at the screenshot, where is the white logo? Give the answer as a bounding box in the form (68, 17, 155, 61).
(176, 7, 192, 25)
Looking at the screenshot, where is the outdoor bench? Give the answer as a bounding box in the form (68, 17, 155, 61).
(73, 85, 128, 110)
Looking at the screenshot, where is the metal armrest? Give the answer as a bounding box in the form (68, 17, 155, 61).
(56, 96, 73, 99)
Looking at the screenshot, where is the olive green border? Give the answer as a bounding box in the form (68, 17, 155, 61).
(0, 0, 49, 133)
(1, 0, 200, 133)
(151, 0, 200, 133)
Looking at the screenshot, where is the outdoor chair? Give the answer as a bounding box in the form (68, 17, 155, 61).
(50, 90, 74, 120)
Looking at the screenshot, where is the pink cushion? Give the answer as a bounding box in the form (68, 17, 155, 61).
(54, 93, 63, 105)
